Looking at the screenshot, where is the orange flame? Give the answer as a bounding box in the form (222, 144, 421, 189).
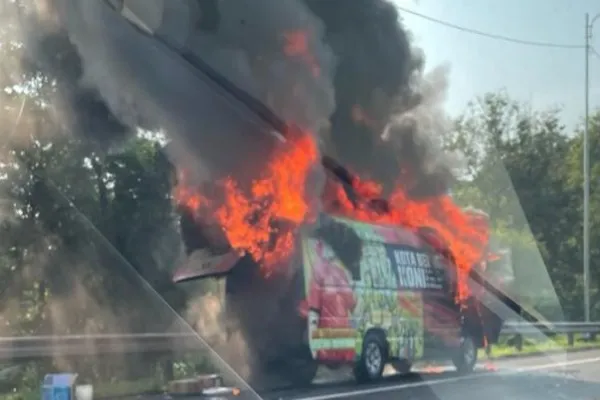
(175, 146, 490, 303)
(175, 148, 489, 303)
(322, 175, 489, 303)
(174, 130, 319, 277)
(283, 30, 320, 77)
(421, 365, 445, 374)
(483, 362, 497, 371)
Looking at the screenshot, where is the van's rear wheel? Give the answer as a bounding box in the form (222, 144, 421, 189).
(452, 335, 477, 374)
(354, 332, 387, 383)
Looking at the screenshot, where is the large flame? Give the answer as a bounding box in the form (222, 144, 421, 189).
(174, 129, 319, 277)
(320, 172, 489, 302)
(173, 27, 489, 303)
(174, 139, 489, 303)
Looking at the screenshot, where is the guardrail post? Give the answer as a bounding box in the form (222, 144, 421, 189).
(567, 332, 575, 346)
(515, 334, 523, 351)
(163, 358, 174, 381)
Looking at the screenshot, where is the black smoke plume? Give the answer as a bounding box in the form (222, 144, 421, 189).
(11, 0, 457, 387)
(20, 0, 454, 197)
(305, 0, 454, 196)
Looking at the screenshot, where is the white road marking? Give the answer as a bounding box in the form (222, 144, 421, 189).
(296, 356, 600, 400)
(296, 374, 480, 400)
(514, 356, 600, 373)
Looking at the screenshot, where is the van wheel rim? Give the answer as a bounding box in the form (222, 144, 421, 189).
(365, 342, 382, 376)
(463, 338, 475, 366)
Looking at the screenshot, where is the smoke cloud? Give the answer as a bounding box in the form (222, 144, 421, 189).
(5, 0, 460, 388)
(24, 0, 335, 190)
(20, 0, 455, 196)
(184, 292, 252, 381)
(383, 64, 458, 197)
(302, 0, 456, 195)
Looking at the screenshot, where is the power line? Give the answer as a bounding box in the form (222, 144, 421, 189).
(395, 5, 585, 49)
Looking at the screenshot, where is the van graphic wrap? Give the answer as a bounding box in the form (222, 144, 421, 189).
(303, 238, 358, 362)
(301, 216, 430, 362)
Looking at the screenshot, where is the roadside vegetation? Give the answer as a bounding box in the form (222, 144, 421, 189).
(481, 334, 600, 359)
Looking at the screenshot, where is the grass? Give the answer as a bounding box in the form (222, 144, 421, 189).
(2, 353, 215, 399)
(478, 333, 600, 359)
(2, 377, 162, 400)
(91, 377, 162, 397)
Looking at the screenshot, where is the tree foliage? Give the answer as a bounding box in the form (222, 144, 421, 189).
(447, 91, 594, 321)
(0, 7, 191, 387)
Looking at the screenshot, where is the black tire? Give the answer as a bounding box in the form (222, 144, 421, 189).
(452, 335, 477, 374)
(392, 359, 412, 375)
(283, 348, 318, 388)
(354, 332, 387, 383)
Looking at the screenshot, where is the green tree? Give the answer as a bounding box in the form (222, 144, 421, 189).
(0, 1, 191, 388)
(447, 91, 575, 320)
(565, 111, 600, 320)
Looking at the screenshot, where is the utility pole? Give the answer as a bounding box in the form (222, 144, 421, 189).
(584, 13, 590, 323)
(584, 12, 600, 322)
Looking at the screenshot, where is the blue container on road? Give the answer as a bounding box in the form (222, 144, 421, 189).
(41, 373, 78, 400)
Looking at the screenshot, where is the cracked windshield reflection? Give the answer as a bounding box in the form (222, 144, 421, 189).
(0, 0, 598, 399)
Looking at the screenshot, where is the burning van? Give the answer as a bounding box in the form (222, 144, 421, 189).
(173, 157, 522, 387)
(95, 0, 523, 388)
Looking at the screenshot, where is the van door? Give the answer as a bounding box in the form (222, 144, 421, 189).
(410, 229, 462, 355)
(301, 215, 363, 365)
(470, 249, 522, 345)
(417, 250, 462, 356)
(377, 229, 452, 362)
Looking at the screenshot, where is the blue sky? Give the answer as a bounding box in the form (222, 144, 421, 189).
(394, 0, 600, 129)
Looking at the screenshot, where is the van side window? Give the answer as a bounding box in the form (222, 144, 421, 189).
(315, 217, 363, 281)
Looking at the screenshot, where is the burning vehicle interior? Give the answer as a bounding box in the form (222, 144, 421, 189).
(36, 0, 551, 392)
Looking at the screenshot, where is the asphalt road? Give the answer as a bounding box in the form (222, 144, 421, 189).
(155, 350, 600, 400)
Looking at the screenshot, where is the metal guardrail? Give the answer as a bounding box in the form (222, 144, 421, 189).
(502, 321, 600, 335)
(0, 332, 201, 361)
(0, 322, 599, 361)
(496, 321, 600, 352)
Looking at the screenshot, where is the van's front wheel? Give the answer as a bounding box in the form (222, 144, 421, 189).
(452, 335, 477, 374)
(354, 332, 387, 383)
